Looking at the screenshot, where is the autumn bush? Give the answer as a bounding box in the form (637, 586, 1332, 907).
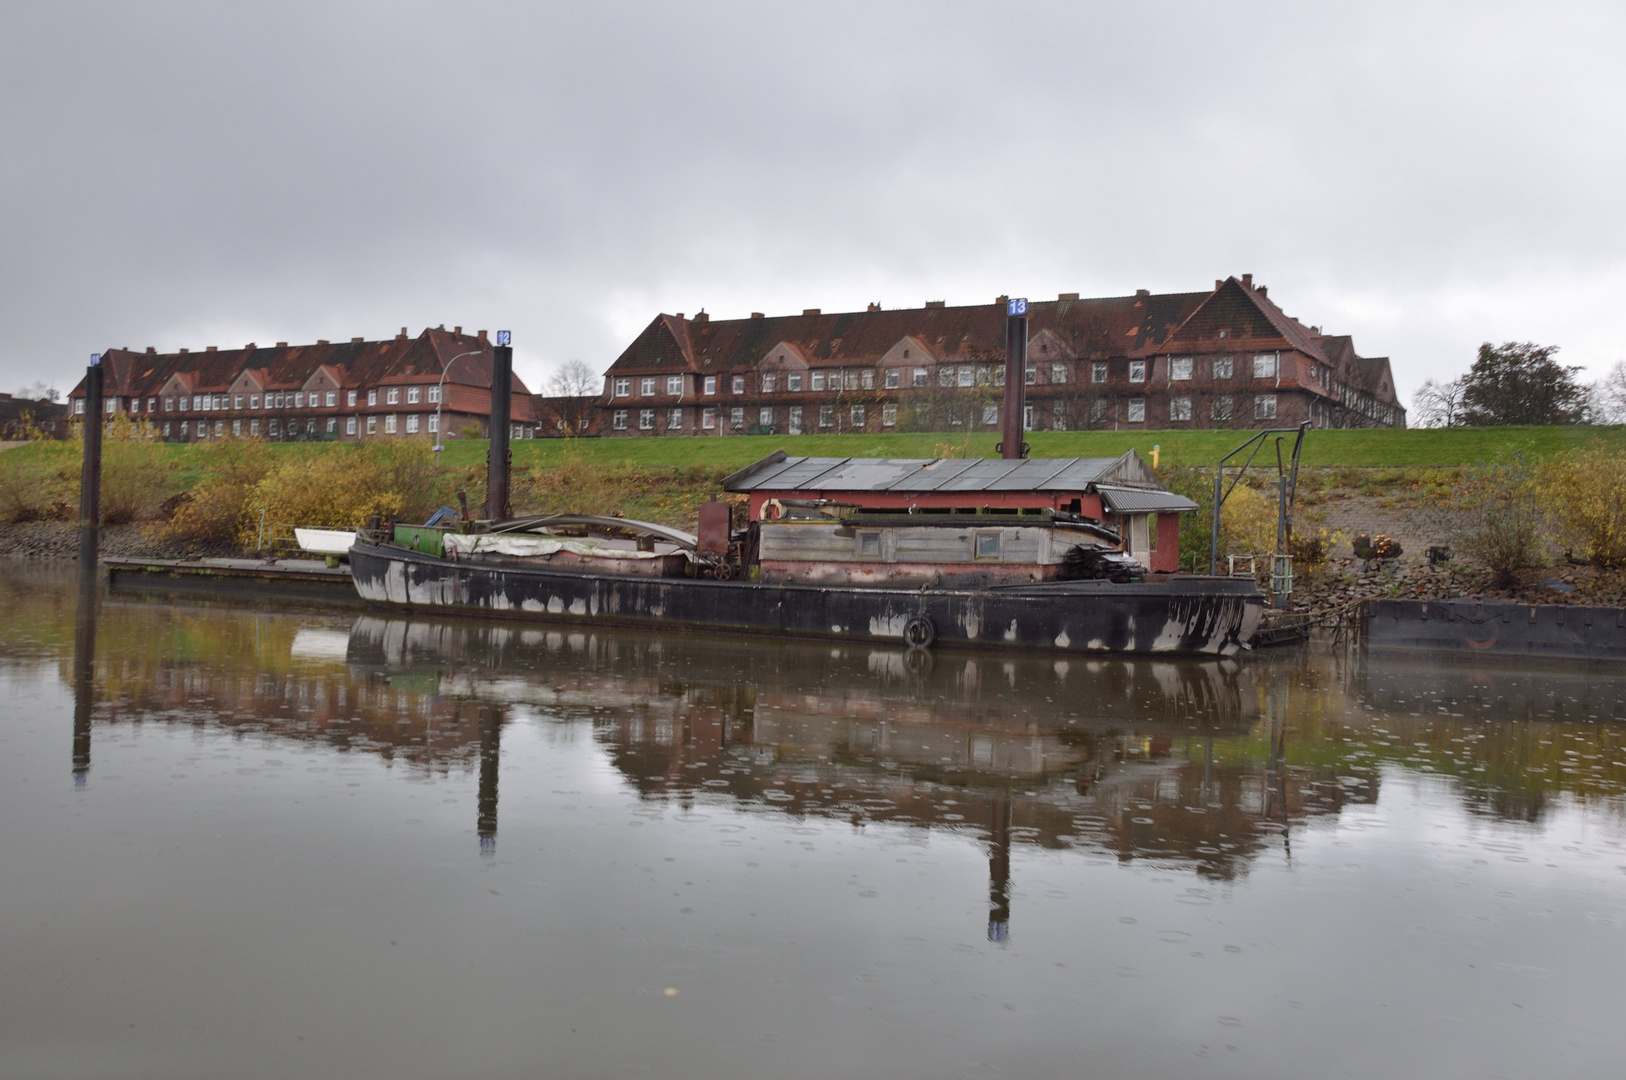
(1537, 447, 1626, 568)
(241, 441, 448, 545)
(1438, 458, 1545, 586)
(155, 440, 275, 547)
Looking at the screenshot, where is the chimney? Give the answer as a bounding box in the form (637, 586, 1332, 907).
(453, 325, 462, 336)
(1135, 289, 1149, 298)
(1215, 279, 1224, 290)
(145, 347, 156, 355)
(750, 312, 765, 319)
(351, 336, 364, 343)
(1058, 292, 1079, 301)
(996, 295, 1009, 306)
(179, 348, 189, 354)
(802, 308, 820, 316)
(206, 345, 217, 352)
(924, 300, 945, 309)
(276, 341, 288, 347)
(674, 313, 685, 320)
(866, 303, 880, 312)
(244, 343, 255, 350)
(476, 330, 488, 343)
(1241, 273, 1253, 288)
(693, 311, 709, 323)
(398, 327, 408, 339)
(1257, 286, 1267, 298)
(317, 339, 329, 345)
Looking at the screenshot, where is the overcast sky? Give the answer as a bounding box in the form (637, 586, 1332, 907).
(3, 1, 1623, 405)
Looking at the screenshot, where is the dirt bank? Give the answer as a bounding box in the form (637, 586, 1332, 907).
(0, 522, 227, 561)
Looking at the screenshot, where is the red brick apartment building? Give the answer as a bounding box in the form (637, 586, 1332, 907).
(68, 327, 537, 442)
(590, 275, 1404, 437)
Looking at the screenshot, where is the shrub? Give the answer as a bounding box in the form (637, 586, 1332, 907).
(1537, 446, 1626, 567)
(0, 445, 75, 522)
(155, 440, 275, 547)
(242, 441, 447, 545)
(99, 419, 180, 524)
(1439, 458, 1545, 587)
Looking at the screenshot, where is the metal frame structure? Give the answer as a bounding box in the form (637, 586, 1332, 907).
(1208, 422, 1310, 580)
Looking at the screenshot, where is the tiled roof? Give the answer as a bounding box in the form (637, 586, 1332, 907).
(723, 451, 1171, 496)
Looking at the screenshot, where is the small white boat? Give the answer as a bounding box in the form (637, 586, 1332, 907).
(295, 528, 358, 557)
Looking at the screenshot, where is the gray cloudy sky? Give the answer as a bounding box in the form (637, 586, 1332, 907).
(3, 1, 1623, 404)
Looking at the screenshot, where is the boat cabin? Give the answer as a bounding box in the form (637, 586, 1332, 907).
(722, 451, 1197, 573)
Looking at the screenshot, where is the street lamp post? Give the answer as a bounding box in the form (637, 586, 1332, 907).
(432, 349, 486, 466)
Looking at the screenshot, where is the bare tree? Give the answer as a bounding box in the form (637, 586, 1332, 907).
(545, 359, 600, 435)
(1593, 360, 1626, 425)
(1411, 377, 1467, 428)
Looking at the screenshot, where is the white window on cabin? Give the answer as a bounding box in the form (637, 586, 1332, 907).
(857, 532, 881, 558)
(975, 532, 1001, 560)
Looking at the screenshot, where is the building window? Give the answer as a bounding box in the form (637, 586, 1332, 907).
(384, 414, 397, 433)
(975, 532, 1001, 560)
(667, 408, 683, 430)
(885, 369, 900, 389)
(366, 416, 377, 434)
(788, 406, 803, 434)
(860, 370, 874, 390)
(819, 405, 833, 428)
(147, 397, 157, 412)
(106, 398, 117, 414)
(636, 377, 652, 396)
(1050, 363, 1068, 384)
(322, 417, 333, 434)
(1023, 404, 1033, 431)
(163, 397, 173, 412)
(761, 373, 775, 393)
(1128, 398, 1146, 423)
(345, 416, 356, 435)
(613, 378, 630, 397)
(1254, 394, 1277, 419)
(704, 375, 716, 395)
(667, 375, 683, 395)
(612, 410, 627, 431)
(1052, 401, 1067, 430)
(982, 403, 998, 426)
(957, 367, 975, 388)
(367, 389, 378, 406)
(231, 419, 241, 436)
(1091, 361, 1107, 384)
(1170, 357, 1193, 381)
(702, 407, 716, 429)
(1212, 394, 1234, 421)
(787, 373, 802, 392)
(857, 532, 881, 558)
(639, 409, 654, 430)
(229, 394, 239, 409)
(730, 407, 744, 429)
(1253, 354, 1277, 379)
(1170, 396, 1193, 421)
(758, 406, 773, 428)
(323, 391, 334, 407)
(850, 405, 866, 427)
(305, 419, 316, 435)
(384, 388, 398, 405)
(344, 390, 356, 406)
(939, 367, 954, 388)
(1213, 357, 1234, 379)
(427, 386, 440, 404)
(407, 387, 420, 404)
(427, 415, 438, 433)
(178, 420, 187, 434)
(406, 415, 419, 433)
(731, 375, 745, 394)
(882, 403, 897, 426)
(1129, 360, 1147, 383)
(295, 392, 305, 408)
(268, 419, 280, 437)
(913, 367, 928, 388)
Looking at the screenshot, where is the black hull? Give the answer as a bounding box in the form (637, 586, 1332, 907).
(349, 543, 1265, 655)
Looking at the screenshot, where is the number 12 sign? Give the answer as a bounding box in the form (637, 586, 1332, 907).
(1006, 297, 1028, 317)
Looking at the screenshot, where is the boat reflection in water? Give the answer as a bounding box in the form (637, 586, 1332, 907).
(342, 616, 1373, 937)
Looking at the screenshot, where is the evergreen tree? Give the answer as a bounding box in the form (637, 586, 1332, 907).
(1460, 341, 1588, 426)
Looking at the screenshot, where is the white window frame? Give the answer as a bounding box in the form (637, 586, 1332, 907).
(1129, 360, 1147, 383)
(982, 403, 998, 426)
(788, 405, 803, 434)
(1092, 361, 1107, 383)
(384, 413, 397, 433)
(1252, 354, 1278, 379)
(612, 410, 628, 430)
(913, 367, 928, 387)
(407, 386, 420, 404)
(819, 405, 833, 428)
(667, 407, 683, 430)
(702, 407, 716, 430)
(758, 406, 773, 428)
(640, 377, 656, 397)
(346, 416, 357, 435)
(1127, 398, 1146, 423)
(1254, 393, 1278, 420)
(1213, 357, 1233, 379)
(884, 369, 900, 389)
(882, 403, 897, 427)
(731, 375, 745, 394)
(787, 373, 802, 392)
(427, 386, 440, 403)
(666, 375, 683, 396)
(406, 414, 419, 433)
(761, 373, 775, 393)
(613, 378, 630, 397)
(1050, 363, 1068, 383)
(639, 409, 655, 430)
(730, 407, 744, 430)
(1170, 396, 1193, 421)
(703, 375, 716, 395)
(1170, 357, 1193, 381)
(811, 371, 826, 391)
(850, 404, 865, 427)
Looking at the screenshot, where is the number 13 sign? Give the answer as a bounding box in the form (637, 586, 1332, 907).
(1006, 297, 1028, 317)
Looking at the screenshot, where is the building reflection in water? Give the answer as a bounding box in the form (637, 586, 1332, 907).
(60, 595, 1626, 935)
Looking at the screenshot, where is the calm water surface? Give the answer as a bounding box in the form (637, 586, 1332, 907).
(2, 562, 1625, 1079)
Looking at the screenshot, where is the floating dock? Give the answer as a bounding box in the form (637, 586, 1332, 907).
(1362, 597, 1626, 659)
(104, 557, 362, 607)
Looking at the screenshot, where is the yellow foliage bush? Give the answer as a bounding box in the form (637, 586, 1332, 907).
(1538, 447, 1626, 568)
(155, 440, 274, 546)
(1218, 483, 1280, 559)
(241, 441, 446, 545)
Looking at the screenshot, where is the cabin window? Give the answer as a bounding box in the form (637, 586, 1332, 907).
(975, 532, 1001, 560)
(857, 532, 881, 558)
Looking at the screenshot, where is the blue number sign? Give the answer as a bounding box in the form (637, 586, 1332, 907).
(1006, 297, 1028, 317)
(495, 330, 512, 347)
(90, 353, 101, 366)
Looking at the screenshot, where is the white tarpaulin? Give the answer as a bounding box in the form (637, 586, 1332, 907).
(441, 534, 663, 559)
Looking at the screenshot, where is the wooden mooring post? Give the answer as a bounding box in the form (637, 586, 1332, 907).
(79, 356, 103, 576)
(486, 332, 512, 520)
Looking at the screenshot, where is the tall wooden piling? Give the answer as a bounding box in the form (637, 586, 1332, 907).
(486, 338, 512, 520)
(79, 359, 104, 575)
(1000, 299, 1028, 460)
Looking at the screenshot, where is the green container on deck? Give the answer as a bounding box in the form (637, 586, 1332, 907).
(393, 524, 452, 556)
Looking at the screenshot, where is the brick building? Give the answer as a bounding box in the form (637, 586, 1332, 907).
(67, 327, 537, 442)
(592, 275, 1404, 437)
